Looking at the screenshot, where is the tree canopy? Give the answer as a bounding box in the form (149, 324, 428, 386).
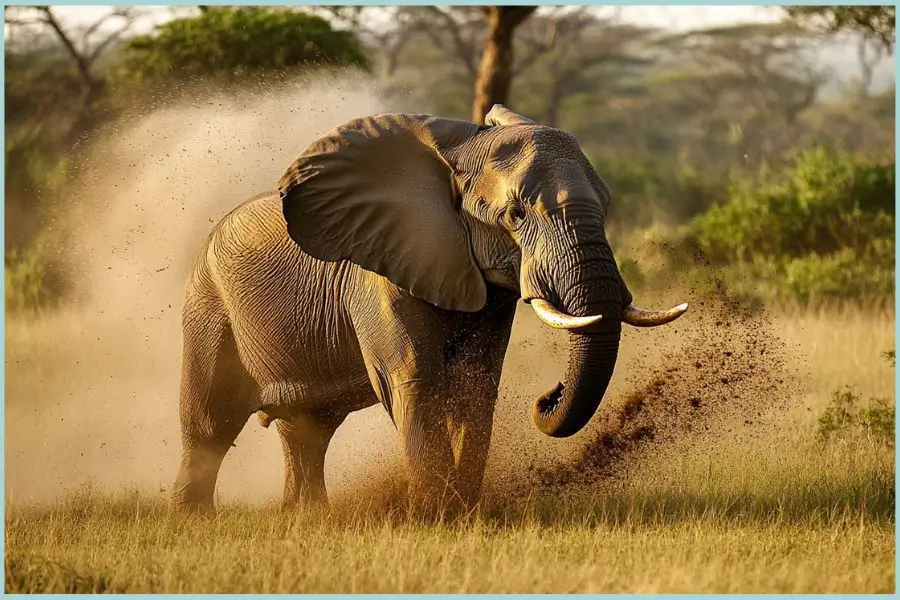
(785, 6, 895, 50)
(118, 7, 368, 85)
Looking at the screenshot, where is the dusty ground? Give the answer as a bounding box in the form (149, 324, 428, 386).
(5, 77, 895, 593)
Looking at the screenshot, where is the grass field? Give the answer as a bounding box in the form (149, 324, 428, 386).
(5, 300, 895, 593)
(4, 486, 893, 593)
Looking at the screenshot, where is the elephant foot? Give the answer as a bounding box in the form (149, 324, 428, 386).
(406, 497, 469, 524)
(170, 489, 217, 516)
(173, 503, 217, 517)
(172, 439, 236, 516)
(280, 496, 330, 515)
(404, 480, 475, 522)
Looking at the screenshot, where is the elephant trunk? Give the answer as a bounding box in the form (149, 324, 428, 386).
(531, 329, 620, 438)
(524, 237, 688, 437)
(528, 257, 623, 438)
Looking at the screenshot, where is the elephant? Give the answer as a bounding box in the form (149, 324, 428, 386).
(171, 104, 687, 514)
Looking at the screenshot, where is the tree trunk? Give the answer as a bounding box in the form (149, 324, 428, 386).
(471, 6, 536, 124)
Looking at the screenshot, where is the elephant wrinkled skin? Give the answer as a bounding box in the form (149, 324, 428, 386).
(172, 105, 687, 513)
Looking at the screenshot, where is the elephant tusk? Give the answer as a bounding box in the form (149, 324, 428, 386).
(622, 302, 689, 327)
(530, 299, 604, 330)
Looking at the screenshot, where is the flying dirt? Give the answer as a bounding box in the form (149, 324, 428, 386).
(5, 75, 800, 509)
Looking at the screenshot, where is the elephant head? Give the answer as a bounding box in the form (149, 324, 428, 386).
(279, 105, 687, 438)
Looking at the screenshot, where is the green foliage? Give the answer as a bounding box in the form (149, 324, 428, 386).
(4, 43, 93, 252)
(778, 247, 893, 303)
(680, 147, 894, 305)
(817, 388, 895, 445)
(117, 8, 368, 86)
(4, 138, 72, 238)
(817, 349, 895, 444)
(692, 146, 894, 262)
(5, 231, 61, 314)
(785, 6, 895, 50)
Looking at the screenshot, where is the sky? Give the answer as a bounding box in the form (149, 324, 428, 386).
(47, 5, 783, 35)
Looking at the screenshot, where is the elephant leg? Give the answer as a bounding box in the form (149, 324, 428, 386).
(444, 291, 517, 506)
(351, 288, 460, 515)
(275, 409, 346, 509)
(390, 381, 460, 514)
(173, 308, 253, 513)
(443, 355, 505, 507)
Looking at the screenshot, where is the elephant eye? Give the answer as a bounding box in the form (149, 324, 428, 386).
(503, 200, 527, 230)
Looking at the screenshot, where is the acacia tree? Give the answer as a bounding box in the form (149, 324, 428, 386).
(5, 6, 139, 108)
(4, 6, 142, 252)
(648, 23, 825, 169)
(784, 6, 895, 98)
(513, 9, 654, 127)
(784, 6, 895, 51)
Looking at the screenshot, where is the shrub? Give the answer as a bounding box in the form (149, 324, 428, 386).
(689, 146, 894, 263)
(5, 137, 72, 251)
(116, 7, 369, 87)
(5, 231, 62, 314)
(778, 246, 894, 304)
(817, 350, 895, 445)
(673, 146, 895, 305)
(817, 388, 895, 445)
(595, 156, 728, 232)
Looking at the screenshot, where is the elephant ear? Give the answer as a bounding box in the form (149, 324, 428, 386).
(279, 113, 487, 312)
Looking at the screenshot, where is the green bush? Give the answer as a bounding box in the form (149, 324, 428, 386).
(5, 129, 73, 252)
(708, 243, 894, 306)
(670, 146, 895, 305)
(5, 231, 61, 314)
(817, 388, 895, 445)
(116, 8, 369, 87)
(690, 146, 894, 263)
(817, 350, 895, 445)
(780, 246, 894, 303)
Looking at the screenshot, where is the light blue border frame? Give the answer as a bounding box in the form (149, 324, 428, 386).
(2, 0, 897, 596)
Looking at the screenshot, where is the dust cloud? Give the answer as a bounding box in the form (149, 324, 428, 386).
(5, 75, 410, 505)
(5, 75, 800, 511)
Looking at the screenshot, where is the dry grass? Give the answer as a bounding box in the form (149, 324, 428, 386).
(5, 302, 895, 593)
(5, 489, 893, 593)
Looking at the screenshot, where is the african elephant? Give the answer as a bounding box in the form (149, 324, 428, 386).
(172, 105, 687, 513)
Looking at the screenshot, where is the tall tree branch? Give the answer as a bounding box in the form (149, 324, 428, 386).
(422, 6, 482, 76)
(36, 6, 98, 90)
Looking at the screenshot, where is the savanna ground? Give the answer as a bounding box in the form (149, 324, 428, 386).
(4, 82, 896, 593)
(6, 284, 895, 593)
